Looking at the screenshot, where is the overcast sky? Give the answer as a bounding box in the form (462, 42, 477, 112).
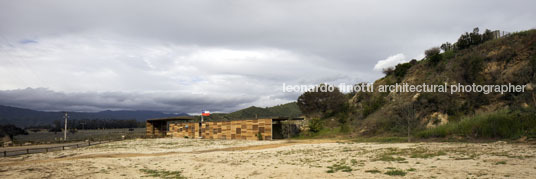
(0, 0, 535, 113)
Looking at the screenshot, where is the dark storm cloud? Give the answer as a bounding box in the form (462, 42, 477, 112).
(0, 0, 535, 112)
(0, 88, 257, 113)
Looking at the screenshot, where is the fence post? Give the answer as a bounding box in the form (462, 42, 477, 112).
(3, 151, 6, 157)
(88, 141, 91, 146)
(26, 149, 29, 154)
(62, 146, 65, 150)
(76, 144, 79, 148)
(46, 148, 48, 153)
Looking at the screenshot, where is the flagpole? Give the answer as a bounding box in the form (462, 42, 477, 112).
(200, 110, 203, 138)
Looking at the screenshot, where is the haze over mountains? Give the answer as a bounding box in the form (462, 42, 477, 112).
(0, 105, 186, 127)
(0, 102, 303, 127)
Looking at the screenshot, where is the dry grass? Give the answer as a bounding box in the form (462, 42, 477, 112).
(0, 138, 535, 178)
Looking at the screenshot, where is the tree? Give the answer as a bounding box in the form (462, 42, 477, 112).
(425, 47, 442, 65)
(455, 27, 496, 50)
(297, 84, 347, 117)
(469, 27, 482, 45)
(400, 103, 416, 142)
(382, 67, 394, 76)
(0, 124, 28, 141)
(409, 59, 418, 65)
(440, 42, 452, 52)
(49, 120, 62, 134)
(482, 29, 495, 42)
(456, 32, 472, 50)
(392, 102, 417, 142)
(425, 47, 440, 57)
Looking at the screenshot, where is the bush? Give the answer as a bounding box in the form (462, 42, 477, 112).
(417, 92, 460, 115)
(417, 109, 536, 139)
(393, 63, 412, 80)
(308, 118, 324, 133)
(461, 55, 484, 84)
(425, 47, 442, 65)
(409, 59, 418, 65)
(382, 67, 394, 76)
(297, 84, 347, 117)
(531, 56, 536, 79)
(257, 132, 263, 140)
(425, 47, 441, 57)
(440, 42, 453, 51)
(442, 50, 455, 60)
(385, 170, 407, 176)
(362, 94, 386, 117)
(0, 124, 28, 140)
(455, 27, 493, 50)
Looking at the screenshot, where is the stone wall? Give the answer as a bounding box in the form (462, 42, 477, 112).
(167, 119, 272, 140)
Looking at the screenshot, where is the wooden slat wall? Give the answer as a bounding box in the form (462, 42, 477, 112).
(147, 121, 166, 137)
(146, 121, 153, 136)
(167, 119, 272, 140)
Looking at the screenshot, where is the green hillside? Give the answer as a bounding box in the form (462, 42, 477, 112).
(298, 28, 536, 139)
(204, 102, 302, 121)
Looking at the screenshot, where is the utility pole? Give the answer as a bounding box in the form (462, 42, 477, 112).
(64, 112, 68, 141)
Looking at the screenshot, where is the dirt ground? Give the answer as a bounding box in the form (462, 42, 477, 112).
(0, 138, 535, 178)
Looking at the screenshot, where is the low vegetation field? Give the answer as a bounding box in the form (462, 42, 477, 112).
(1, 138, 535, 178)
(12, 128, 146, 144)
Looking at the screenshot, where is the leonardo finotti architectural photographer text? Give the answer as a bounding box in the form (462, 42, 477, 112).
(282, 83, 527, 94)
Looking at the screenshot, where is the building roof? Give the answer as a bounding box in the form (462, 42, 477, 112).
(271, 117, 304, 121)
(147, 116, 195, 122)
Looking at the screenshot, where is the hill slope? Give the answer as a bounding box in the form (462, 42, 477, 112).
(349, 29, 536, 135)
(206, 102, 302, 121)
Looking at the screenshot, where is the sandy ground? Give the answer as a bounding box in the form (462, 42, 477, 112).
(0, 138, 535, 179)
(1, 141, 90, 152)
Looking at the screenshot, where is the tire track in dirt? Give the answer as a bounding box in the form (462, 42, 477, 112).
(0, 139, 343, 166)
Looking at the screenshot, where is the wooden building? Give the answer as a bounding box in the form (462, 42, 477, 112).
(146, 117, 303, 140)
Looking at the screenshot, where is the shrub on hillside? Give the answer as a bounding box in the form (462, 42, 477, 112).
(417, 109, 536, 139)
(417, 92, 463, 116)
(308, 118, 324, 133)
(393, 63, 412, 80)
(382, 67, 394, 76)
(425, 47, 442, 65)
(455, 27, 490, 50)
(442, 50, 455, 60)
(461, 55, 485, 84)
(425, 47, 440, 58)
(440, 42, 453, 52)
(531, 56, 536, 79)
(297, 84, 347, 117)
(362, 94, 387, 118)
(409, 59, 418, 65)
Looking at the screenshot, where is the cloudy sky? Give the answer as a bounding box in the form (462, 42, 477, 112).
(0, 0, 535, 113)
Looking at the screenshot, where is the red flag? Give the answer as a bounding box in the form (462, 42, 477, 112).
(202, 110, 210, 116)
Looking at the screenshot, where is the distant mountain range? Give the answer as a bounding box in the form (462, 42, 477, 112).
(0, 105, 187, 127)
(0, 102, 303, 127)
